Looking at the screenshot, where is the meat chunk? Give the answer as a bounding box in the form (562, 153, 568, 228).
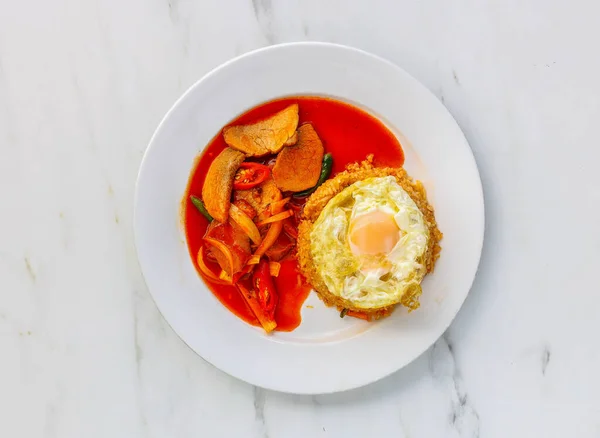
(232, 199, 257, 220)
(234, 176, 282, 215)
(229, 220, 252, 254)
(201, 147, 245, 223)
(223, 104, 299, 156)
(272, 123, 324, 192)
(265, 236, 295, 261)
(284, 131, 298, 146)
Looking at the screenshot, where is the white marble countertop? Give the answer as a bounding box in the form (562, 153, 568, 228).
(1, 1, 600, 437)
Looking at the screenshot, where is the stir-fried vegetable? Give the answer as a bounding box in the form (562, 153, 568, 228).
(270, 197, 290, 215)
(196, 246, 230, 285)
(339, 308, 369, 320)
(282, 219, 298, 239)
(246, 185, 286, 265)
(247, 254, 261, 265)
(269, 261, 281, 277)
(255, 209, 271, 224)
(253, 259, 279, 320)
(233, 199, 256, 219)
(204, 237, 235, 277)
(265, 237, 294, 261)
(233, 162, 271, 190)
(229, 204, 262, 245)
(219, 270, 233, 282)
(256, 210, 294, 227)
(203, 221, 252, 277)
(190, 195, 214, 222)
(248, 220, 283, 264)
(293, 153, 333, 197)
(237, 283, 277, 333)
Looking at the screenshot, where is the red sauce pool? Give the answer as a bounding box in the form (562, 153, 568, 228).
(184, 96, 404, 331)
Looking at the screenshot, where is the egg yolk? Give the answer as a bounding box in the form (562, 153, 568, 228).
(349, 210, 400, 256)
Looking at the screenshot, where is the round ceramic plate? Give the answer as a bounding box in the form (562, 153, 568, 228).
(135, 43, 484, 394)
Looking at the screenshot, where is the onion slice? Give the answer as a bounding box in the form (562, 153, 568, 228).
(270, 197, 290, 215)
(247, 254, 261, 265)
(196, 246, 231, 285)
(248, 221, 283, 263)
(269, 261, 281, 277)
(204, 237, 235, 277)
(247, 189, 285, 265)
(219, 270, 233, 282)
(256, 210, 294, 227)
(255, 209, 271, 224)
(230, 204, 262, 245)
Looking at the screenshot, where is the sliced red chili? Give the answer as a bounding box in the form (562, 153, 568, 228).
(233, 162, 270, 190)
(252, 258, 279, 319)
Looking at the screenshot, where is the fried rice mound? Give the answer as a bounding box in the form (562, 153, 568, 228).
(297, 155, 443, 320)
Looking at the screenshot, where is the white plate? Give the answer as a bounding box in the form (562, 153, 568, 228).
(134, 43, 484, 394)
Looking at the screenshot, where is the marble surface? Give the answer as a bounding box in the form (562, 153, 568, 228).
(1, 0, 600, 437)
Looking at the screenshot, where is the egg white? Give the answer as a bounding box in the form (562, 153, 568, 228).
(309, 176, 430, 309)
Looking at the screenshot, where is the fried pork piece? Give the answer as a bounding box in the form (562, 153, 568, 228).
(201, 147, 245, 223)
(233, 176, 282, 214)
(232, 199, 257, 220)
(223, 104, 299, 156)
(284, 131, 298, 146)
(272, 124, 324, 192)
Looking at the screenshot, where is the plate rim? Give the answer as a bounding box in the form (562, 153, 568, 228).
(134, 42, 485, 394)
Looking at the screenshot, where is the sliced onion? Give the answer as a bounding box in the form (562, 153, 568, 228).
(230, 204, 262, 245)
(232, 264, 255, 282)
(248, 221, 283, 263)
(247, 254, 261, 265)
(219, 270, 233, 282)
(270, 197, 290, 215)
(204, 237, 235, 277)
(196, 246, 231, 285)
(256, 210, 294, 227)
(256, 210, 271, 224)
(246, 191, 285, 266)
(269, 261, 281, 277)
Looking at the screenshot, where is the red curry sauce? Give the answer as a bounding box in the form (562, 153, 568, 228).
(184, 96, 404, 331)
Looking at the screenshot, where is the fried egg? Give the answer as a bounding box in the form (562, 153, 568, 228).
(309, 176, 430, 310)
